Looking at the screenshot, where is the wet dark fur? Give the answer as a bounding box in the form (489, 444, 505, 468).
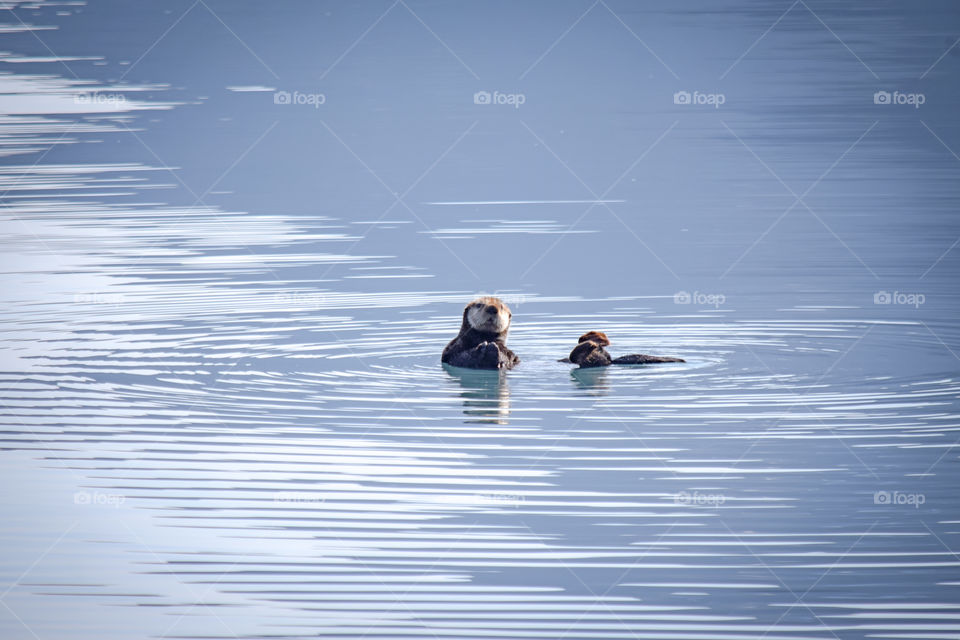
(564, 331, 684, 368)
(442, 301, 519, 370)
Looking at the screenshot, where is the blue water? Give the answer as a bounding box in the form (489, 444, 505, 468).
(2, 1, 960, 638)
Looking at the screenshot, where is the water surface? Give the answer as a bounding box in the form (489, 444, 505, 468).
(2, 1, 960, 638)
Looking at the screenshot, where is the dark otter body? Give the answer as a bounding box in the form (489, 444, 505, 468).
(564, 331, 684, 369)
(442, 297, 519, 370)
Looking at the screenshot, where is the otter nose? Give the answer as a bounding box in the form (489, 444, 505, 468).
(485, 305, 498, 315)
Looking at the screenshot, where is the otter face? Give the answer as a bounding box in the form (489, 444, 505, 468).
(465, 296, 512, 335)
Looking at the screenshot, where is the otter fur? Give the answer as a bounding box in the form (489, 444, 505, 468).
(442, 297, 520, 370)
(564, 331, 684, 368)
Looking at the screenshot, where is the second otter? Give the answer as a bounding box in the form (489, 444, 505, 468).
(564, 331, 684, 368)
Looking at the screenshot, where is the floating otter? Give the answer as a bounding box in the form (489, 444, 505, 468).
(563, 331, 684, 368)
(442, 297, 520, 370)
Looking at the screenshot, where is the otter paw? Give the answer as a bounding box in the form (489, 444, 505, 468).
(475, 341, 503, 369)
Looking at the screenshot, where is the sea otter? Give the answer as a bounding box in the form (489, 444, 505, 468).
(563, 331, 684, 368)
(442, 297, 520, 370)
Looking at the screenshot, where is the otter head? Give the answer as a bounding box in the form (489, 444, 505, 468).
(578, 331, 610, 347)
(463, 296, 512, 336)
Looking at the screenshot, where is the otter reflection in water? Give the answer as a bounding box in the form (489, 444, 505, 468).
(570, 366, 611, 395)
(443, 364, 510, 424)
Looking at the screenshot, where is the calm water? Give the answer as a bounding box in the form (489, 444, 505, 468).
(3, 1, 960, 638)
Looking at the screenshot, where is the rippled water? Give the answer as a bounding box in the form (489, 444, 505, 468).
(3, 1, 960, 638)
